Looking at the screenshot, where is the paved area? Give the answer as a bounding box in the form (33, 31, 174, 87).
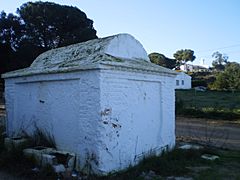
(176, 117, 240, 150)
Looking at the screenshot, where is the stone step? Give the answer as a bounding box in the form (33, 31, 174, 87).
(0, 104, 5, 110)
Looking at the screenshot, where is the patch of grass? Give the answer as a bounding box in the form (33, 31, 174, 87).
(177, 107, 240, 120)
(97, 147, 240, 180)
(96, 148, 209, 180)
(196, 169, 222, 180)
(37, 164, 58, 180)
(0, 144, 36, 176)
(27, 126, 56, 148)
(195, 149, 240, 179)
(0, 125, 57, 179)
(176, 89, 240, 120)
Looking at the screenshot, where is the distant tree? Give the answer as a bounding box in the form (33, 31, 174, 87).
(212, 51, 228, 71)
(173, 49, 196, 67)
(148, 52, 176, 69)
(211, 62, 240, 91)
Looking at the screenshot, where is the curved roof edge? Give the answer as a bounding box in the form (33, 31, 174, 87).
(2, 33, 177, 78)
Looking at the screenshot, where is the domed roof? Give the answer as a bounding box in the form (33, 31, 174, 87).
(2, 33, 176, 78)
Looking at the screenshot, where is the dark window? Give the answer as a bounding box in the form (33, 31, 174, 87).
(176, 80, 179, 86)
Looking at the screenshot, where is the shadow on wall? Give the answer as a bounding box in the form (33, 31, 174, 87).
(0, 79, 4, 104)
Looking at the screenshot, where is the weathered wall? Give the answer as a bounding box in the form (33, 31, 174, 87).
(97, 69, 175, 173)
(4, 70, 101, 169)
(3, 33, 177, 174)
(4, 68, 175, 174)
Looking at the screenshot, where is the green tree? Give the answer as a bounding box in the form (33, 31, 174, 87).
(148, 52, 176, 69)
(0, 12, 25, 73)
(17, 1, 97, 49)
(212, 51, 228, 71)
(0, 11, 24, 50)
(173, 49, 196, 66)
(212, 62, 240, 91)
(0, 2, 97, 75)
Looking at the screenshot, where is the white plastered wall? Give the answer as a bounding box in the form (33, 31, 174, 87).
(175, 73, 192, 89)
(4, 70, 102, 170)
(97, 69, 175, 173)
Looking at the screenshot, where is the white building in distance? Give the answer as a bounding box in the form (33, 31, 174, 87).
(175, 72, 192, 89)
(180, 59, 210, 72)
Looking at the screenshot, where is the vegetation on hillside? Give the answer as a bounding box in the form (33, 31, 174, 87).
(190, 71, 216, 88)
(148, 52, 176, 69)
(149, 49, 196, 70)
(209, 62, 240, 91)
(212, 51, 228, 71)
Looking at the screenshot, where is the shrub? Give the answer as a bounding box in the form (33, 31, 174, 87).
(192, 80, 207, 87)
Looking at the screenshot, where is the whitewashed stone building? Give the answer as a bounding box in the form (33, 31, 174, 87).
(2, 34, 177, 174)
(175, 72, 192, 89)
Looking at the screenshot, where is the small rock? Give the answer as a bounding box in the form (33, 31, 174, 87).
(201, 154, 219, 161)
(140, 171, 146, 177)
(140, 170, 161, 180)
(175, 177, 193, 180)
(167, 177, 193, 180)
(178, 144, 203, 150)
(32, 167, 40, 172)
(71, 170, 78, 178)
(53, 164, 66, 173)
(148, 170, 156, 176)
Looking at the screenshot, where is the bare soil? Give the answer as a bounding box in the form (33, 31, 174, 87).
(176, 116, 240, 150)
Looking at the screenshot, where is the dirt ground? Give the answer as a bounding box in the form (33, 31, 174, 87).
(176, 116, 240, 150)
(0, 108, 239, 179)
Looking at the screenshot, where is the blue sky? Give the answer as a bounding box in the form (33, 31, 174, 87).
(1, 0, 240, 65)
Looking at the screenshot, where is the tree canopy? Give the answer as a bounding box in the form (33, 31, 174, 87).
(173, 49, 196, 66)
(148, 52, 176, 69)
(17, 2, 97, 49)
(211, 62, 240, 91)
(212, 51, 228, 71)
(0, 1, 97, 75)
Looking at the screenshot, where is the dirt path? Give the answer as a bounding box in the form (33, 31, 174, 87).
(176, 117, 240, 150)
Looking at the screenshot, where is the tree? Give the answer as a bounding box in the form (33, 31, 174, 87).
(148, 52, 176, 69)
(173, 49, 196, 66)
(17, 1, 97, 49)
(212, 51, 228, 71)
(0, 2, 97, 75)
(211, 62, 240, 91)
(0, 11, 25, 50)
(0, 12, 25, 74)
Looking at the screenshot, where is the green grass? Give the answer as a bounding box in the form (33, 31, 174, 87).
(176, 89, 240, 120)
(92, 147, 240, 180)
(1, 123, 240, 180)
(196, 150, 240, 180)
(0, 125, 58, 179)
